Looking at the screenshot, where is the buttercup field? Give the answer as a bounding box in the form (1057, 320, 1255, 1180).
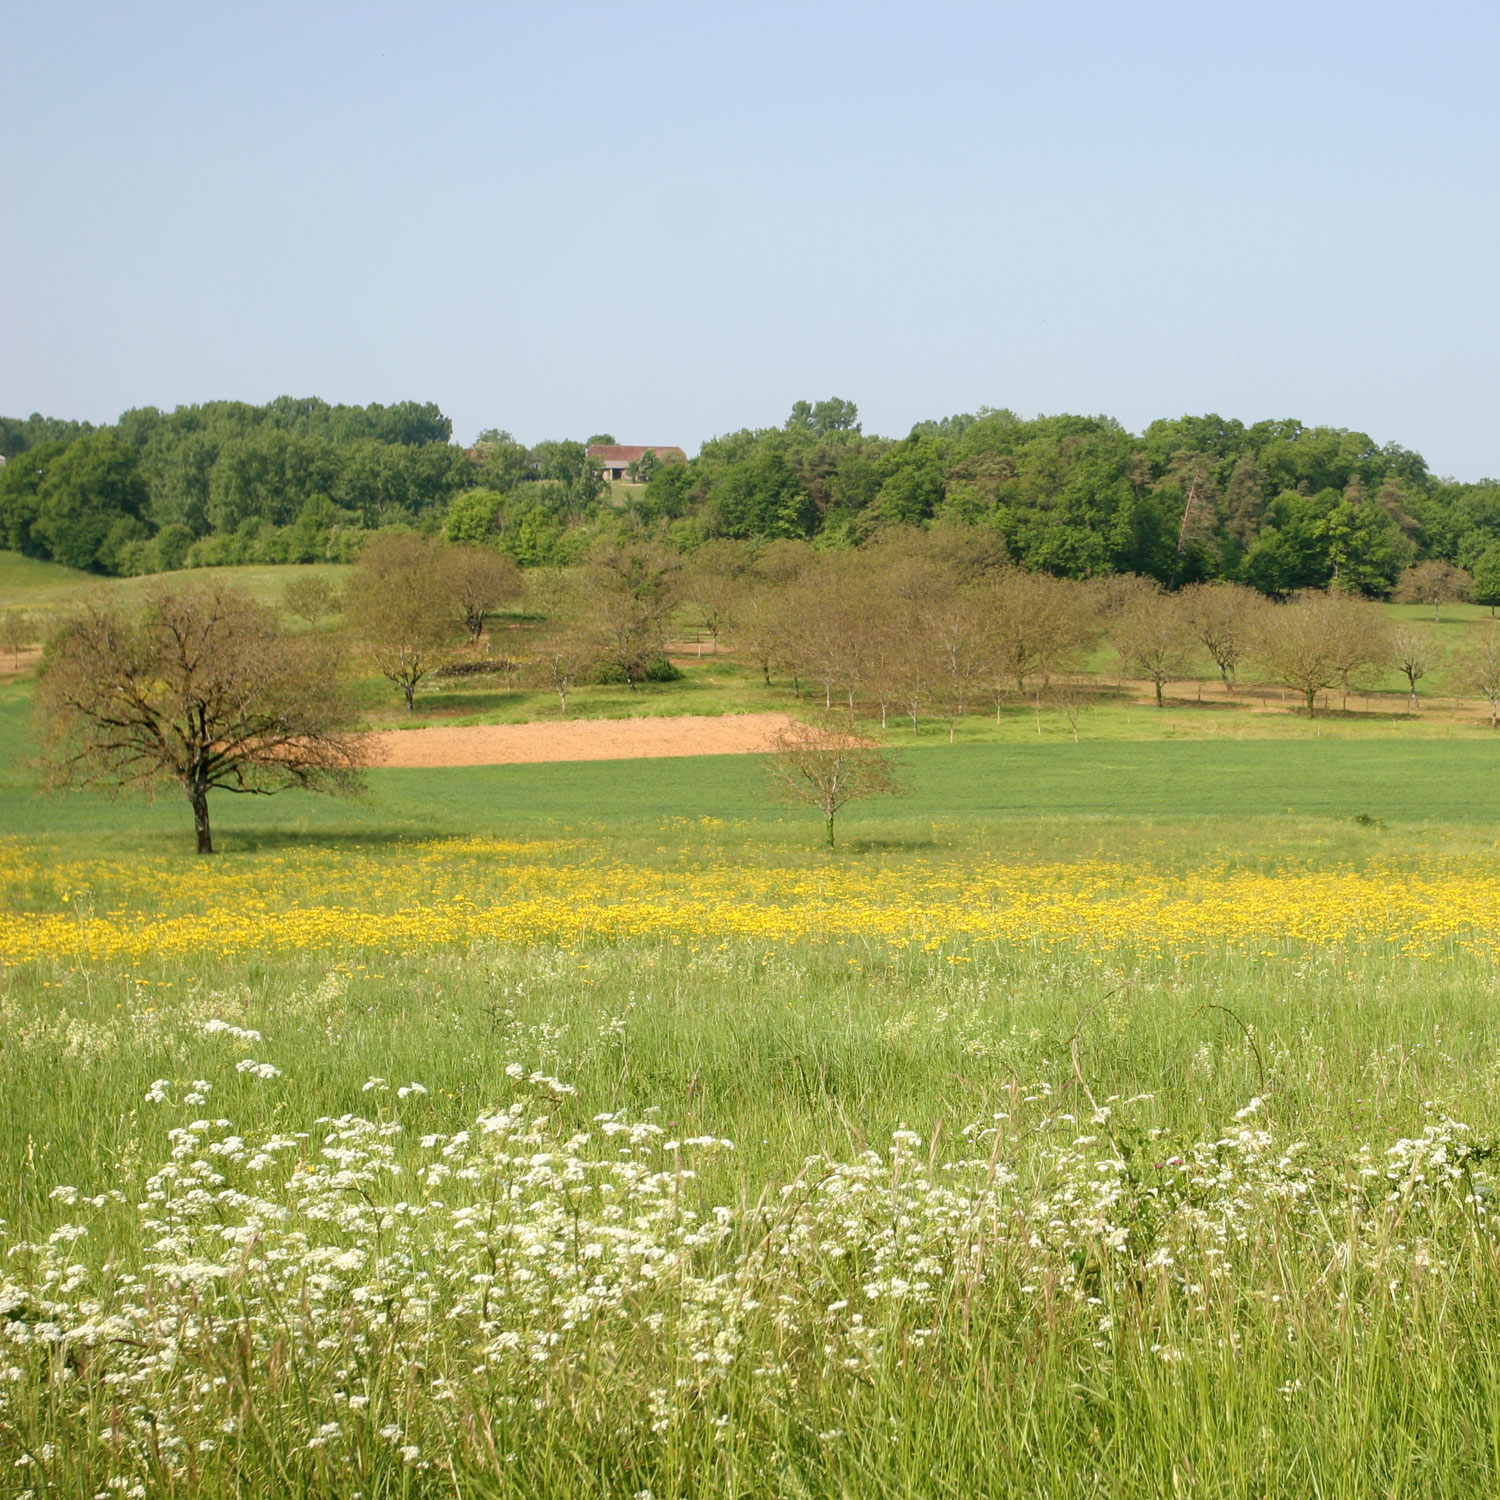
(8, 557, 1500, 1496)
(8, 2, 1500, 1493)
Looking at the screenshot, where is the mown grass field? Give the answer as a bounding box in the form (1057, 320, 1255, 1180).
(7, 576, 1500, 1495)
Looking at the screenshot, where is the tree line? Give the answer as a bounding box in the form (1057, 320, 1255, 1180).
(535, 533, 1500, 729)
(7, 396, 1500, 598)
(0, 398, 614, 577)
(320, 530, 1500, 731)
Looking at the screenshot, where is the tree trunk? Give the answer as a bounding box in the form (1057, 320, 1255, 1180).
(403, 680, 415, 711)
(825, 812, 836, 849)
(1304, 687, 1317, 718)
(189, 781, 213, 855)
(1154, 680, 1165, 707)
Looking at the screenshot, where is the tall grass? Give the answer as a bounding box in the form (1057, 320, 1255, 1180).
(5, 936, 1500, 1496)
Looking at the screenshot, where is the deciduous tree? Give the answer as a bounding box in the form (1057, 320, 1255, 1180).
(1469, 547, 1500, 617)
(442, 545, 521, 642)
(1, 607, 34, 668)
(579, 542, 680, 691)
(1251, 591, 1347, 717)
(36, 583, 362, 854)
(680, 538, 748, 652)
(982, 568, 1094, 702)
(1325, 592, 1391, 711)
(282, 573, 339, 628)
(1178, 581, 1265, 692)
(1388, 624, 1443, 712)
(1394, 560, 1471, 621)
(1455, 620, 1500, 727)
(525, 568, 592, 715)
(1109, 586, 1196, 707)
(346, 533, 457, 710)
(766, 715, 906, 848)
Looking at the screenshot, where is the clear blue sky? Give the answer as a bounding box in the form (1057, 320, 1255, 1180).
(5, 1, 1498, 477)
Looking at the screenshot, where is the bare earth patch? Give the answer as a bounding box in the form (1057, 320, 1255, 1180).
(363, 712, 801, 768)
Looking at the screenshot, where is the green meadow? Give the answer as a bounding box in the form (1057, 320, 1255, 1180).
(7, 592, 1500, 1496)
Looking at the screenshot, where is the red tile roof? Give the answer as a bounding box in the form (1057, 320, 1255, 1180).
(587, 444, 687, 465)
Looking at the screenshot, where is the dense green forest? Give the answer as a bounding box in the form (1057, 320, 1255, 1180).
(4, 395, 1500, 596)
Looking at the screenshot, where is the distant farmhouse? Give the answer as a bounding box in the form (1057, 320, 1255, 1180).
(587, 443, 687, 482)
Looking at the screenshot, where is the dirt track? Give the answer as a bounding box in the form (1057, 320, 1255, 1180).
(363, 712, 799, 768)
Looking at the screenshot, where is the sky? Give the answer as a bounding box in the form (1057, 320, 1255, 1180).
(4, 1, 1498, 478)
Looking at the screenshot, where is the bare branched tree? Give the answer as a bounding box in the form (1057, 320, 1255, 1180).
(1178, 581, 1266, 693)
(1325, 592, 1392, 711)
(1108, 585, 1197, 708)
(765, 715, 906, 849)
(1, 607, 35, 668)
(442, 546, 522, 643)
(281, 574, 340, 629)
(1455, 619, 1500, 728)
(346, 534, 459, 710)
(580, 542, 680, 690)
(925, 586, 991, 740)
(525, 569, 592, 716)
(1388, 624, 1444, 712)
(679, 539, 748, 653)
(982, 568, 1094, 709)
(1394, 560, 1471, 622)
(36, 583, 363, 854)
(1250, 591, 1348, 717)
(1048, 678, 1095, 742)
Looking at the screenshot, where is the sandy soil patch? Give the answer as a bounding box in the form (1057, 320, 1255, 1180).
(363, 712, 799, 768)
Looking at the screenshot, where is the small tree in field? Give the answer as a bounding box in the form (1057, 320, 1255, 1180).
(1109, 587, 1196, 707)
(1, 608, 34, 668)
(1388, 624, 1443, 712)
(442, 545, 522, 643)
(346, 534, 458, 710)
(1469, 547, 1500, 617)
(1325, 591, 1391, 711)
(1251, 591, 1346, 717)
(766, 716, 906, 849)
(1049, 679, 1095, 741)
(1178, 581, 1265, 692)
(36, 584, 363, 854)
(680, 538, 746, 653)
(1394, 560, 1471, 622)
(1456, 620, 1500, 727)
(579, 542, 679, 691)
(525, 568, 593, 715)
(282, 574, 339, 628)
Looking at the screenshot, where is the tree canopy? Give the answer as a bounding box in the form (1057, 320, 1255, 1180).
(4, 393, 1499, 598)
(36, 583, 363, 853)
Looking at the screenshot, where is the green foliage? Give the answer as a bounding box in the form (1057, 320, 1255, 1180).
(32, 431, 149, 570)
(1469, 545, 1500, 610)
(588, 651, 683, 685)
(0, 410, 94, 459)
(443, 487, 505, 546)
(11, 391, 1500, 599)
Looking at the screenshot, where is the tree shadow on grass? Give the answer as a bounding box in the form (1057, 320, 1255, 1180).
(839, 836, 941, 854)
(213, 827, 451, 856)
